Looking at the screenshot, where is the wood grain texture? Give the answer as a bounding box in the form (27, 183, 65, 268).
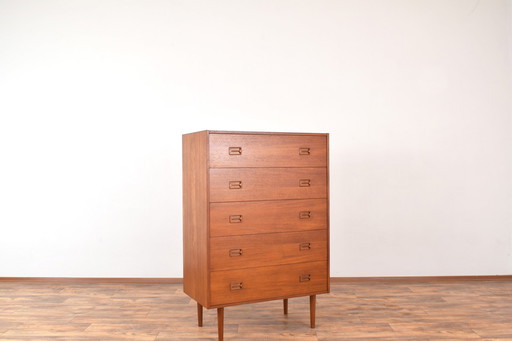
(310, 295, 316, 329)
(209, 167, 327, 202)
(217, 308, 224, 341)
(0, 279, 511, 340)
(209, 133, 327, 168)
(185, 131, 329, 339)
(197, 303, 203, 327)
(325, 133, 330, 295)
(209, 199, 327, 237)
(182, 131, 209, 307)
(210, 230, 328, 271)
(210, 261, 329, 307)
(4, 275, 510, 283)
(206, 130, 328, 136)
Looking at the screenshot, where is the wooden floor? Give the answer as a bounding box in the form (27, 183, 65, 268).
(0, 279, 511, 340)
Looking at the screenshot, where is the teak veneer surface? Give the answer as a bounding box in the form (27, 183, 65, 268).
(210, 230, 328, 271)
(209, 167, 327, 202)
(209, 261, 329, 306)
(182, 132, 209, 307)
(209, 133, 327, 168)
(209, 199, 328, 237)
(0, 279, 511, 340)
(183, 131, 329, 340)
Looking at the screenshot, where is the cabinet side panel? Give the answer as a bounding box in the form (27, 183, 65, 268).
(326, 133, 330, 292)
(183, 131, 209, 306)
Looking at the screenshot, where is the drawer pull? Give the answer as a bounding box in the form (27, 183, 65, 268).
(299, 274, 311, 282)
(299, 179, 311, 187)
(230, 282, 243, 290)
(299, 242, 311, 251)
(229, 181, 242, 189)
(229, 215, 243, 223)
(229, 248, 243, 257)
(229, 147, 242, 155)
(299, 147, 311, 155)
(299, 211, 311, 219)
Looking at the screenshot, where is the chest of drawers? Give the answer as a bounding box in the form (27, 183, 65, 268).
(182, 130, 329, 340)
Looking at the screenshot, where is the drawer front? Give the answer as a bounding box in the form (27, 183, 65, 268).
(210, 230, 327, 271)
(209, 134, 327, 168)
(210, 199, 327, 237)
(209, 168, 327, 202)
(210, 261, 328, 306)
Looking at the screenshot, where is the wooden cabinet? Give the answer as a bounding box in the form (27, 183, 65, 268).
(183, 130, 329, 340)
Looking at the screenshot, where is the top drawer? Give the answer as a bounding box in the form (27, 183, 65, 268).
(209, 133, 327, 168)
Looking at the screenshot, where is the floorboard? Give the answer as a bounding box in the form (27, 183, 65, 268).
(0, 279, 511, 340)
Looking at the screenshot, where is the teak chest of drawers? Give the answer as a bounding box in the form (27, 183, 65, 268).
(182, 130, 329, 340)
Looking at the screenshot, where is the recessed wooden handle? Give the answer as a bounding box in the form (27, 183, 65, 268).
(229, 248, 243, 257)
(230, 282, 243, 290)
(229, 181, 242, 189)
(299, 242, 311, 251)
(299, 179, 311, 187)
(299, 211, 311, 219)
(229, 147, 242, 155)
(299, 274, 311, 282)
(229, 215, 243, 223)
(299, 147, 311, 155)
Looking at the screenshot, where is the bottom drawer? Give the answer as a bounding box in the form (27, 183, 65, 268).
(210, 261, 328, 306)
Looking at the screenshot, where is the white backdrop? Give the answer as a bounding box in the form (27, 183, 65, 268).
(1, 0, 511, 277)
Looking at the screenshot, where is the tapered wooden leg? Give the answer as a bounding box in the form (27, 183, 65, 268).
(283, 298, 288, 315)
(197, 303, 203, 327)
(217, 307, 224, 341)
(309, 295, 316, 328)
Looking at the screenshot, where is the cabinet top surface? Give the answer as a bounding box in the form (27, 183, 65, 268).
(183, 130, 328, 136)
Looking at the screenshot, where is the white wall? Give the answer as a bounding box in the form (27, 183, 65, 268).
(0, 0, 511, 277)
